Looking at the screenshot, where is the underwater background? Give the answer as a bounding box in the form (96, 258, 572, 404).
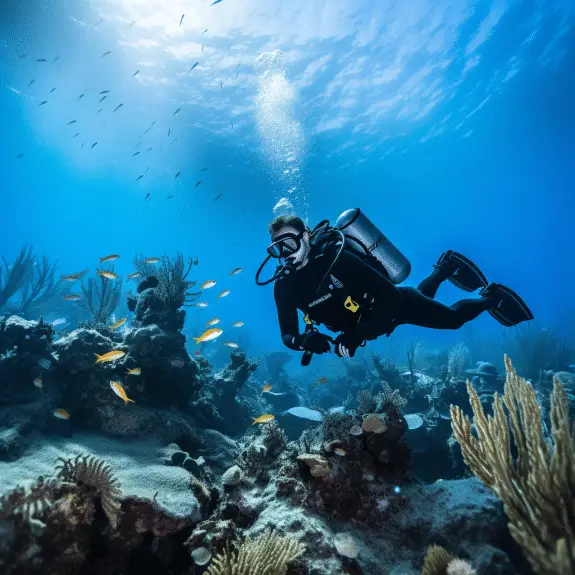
(0, 0, 574, 574)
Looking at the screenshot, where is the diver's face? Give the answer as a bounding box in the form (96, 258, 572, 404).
(271, 226, 311, 269)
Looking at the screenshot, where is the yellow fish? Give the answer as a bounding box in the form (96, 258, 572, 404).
(100, 254, 120, 263)
(97, 270, 118, 280)
(143, 257, 160, 264)
(53, 408, 71, 420)
(229, 267, 243, 276)
(201, 280, 217, 290)
(316, 377, 328, 385)
(127, 272, 141, 279)
(261, 384, 272, 393)
(109, 317, 126, 330)
(252, 414, 275, 425)
(33, 377, 43, 388)
(218, 289, 230, 298)
(232, 321, 244, 328)
(194, 302, 209, 308)
(64, 294, 81, 301)
(126, 367, 141, 376)
(334, 448, 346, 456)
(95, 350, 127, 363)
(110, 381, 135, 405)
(193, 328, 223, 344)
(206, 317, 221, 326)
(223, 341, 238, 349)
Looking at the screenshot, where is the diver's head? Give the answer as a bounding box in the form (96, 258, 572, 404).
(267, 215, 311, 269)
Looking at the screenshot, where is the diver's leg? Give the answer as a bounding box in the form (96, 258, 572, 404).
(396, 287, 492, 330)
(417, 268, 448, 299)
(418, 250, 489, 298)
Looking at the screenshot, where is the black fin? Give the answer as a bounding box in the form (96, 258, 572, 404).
(481, 283, 534, 327)
(436, 250, 488, 292)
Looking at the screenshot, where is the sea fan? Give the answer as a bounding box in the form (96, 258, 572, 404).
(0, 477, 57, 521)
(56, 454, 122, 528)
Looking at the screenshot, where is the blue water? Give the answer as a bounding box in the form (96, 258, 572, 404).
(1, 0, 574, 369)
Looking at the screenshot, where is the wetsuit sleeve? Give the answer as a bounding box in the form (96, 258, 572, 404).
(273, 279, 302, 350)
(337, 250, 403, 340)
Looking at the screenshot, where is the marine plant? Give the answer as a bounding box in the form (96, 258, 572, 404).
(505, 323, 573, 380)
(55, 454, 123, 528)
(0, 245, 63, 318)
(133, 253, 200, 309)
(421, 545, 476, 575)
(0, 454, 122, 574)
(0, 245, 34, 311)
(81, 267, 123, 324)
(450, 355, 575, 575)
(205, 530, 305, 575)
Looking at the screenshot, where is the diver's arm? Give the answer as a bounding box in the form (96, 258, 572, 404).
(274, 280, 333, 353)
(274, 279, 302, 350)
(339, 250, 403, 340)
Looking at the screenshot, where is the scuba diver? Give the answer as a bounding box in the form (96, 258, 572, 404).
(255, 209, 533, 364)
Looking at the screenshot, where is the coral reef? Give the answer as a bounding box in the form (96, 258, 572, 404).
(191, 350, 259, 435)
(451, 355, 575, 575)
(127, 254, 200, 333)
(205, 530, 305, 575)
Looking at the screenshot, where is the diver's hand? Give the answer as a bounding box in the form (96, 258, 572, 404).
(299, 331, 333, 354)
(334, 332, 363, 359)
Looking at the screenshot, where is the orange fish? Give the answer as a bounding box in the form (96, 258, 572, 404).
(53, 408, 71, 420)
(252, 414, 275, 425)
(334, 448, 346, 456)
(194, 350, 202, 356)
(95, 350, 127, 363)
(127, 272, 141, 279)
(143, 257, 160, 264)
(126, 367, 141, 376)
(206, 317, 220, 326)
(200, 280, 217, 290)
(261, 384, 272, 393)
(109, 317, 126, 330)
(193, 328, 222, 344)
(110, 381, 135, 405)
(229, 267, 242, 276)
(316, 377, 328, 385)
(100, 254, 120, 263)
(218, 289, 230, 298)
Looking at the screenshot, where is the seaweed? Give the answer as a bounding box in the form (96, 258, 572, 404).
(80, 267, 122, 324)
(0, 246, 62, 318)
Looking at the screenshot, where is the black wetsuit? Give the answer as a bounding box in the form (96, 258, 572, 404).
(274, 241, 492, 350)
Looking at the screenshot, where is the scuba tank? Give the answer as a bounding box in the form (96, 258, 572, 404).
(335, 208, 410, 284)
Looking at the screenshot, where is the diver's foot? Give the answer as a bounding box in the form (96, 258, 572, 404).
(434, 250, 489, 292)
(479, 283, 534, 327)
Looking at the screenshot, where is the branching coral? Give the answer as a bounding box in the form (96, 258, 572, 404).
(133, 253, 200, 309)
(0, 246, 62, 318)
(376, 381, 408, 413)
(422, 545, 476, 575)
(0, 245, 34, 311)
(56, 454, 122, 528)
(450, 355, 575, 575)
(0, 477, 58, 521)
(205, 530, 305, 575)
(357, 389, 376, 416)
(81, 269, 123, 324)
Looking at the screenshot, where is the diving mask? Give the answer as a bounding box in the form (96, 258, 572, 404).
(267, 232, 303, 259)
